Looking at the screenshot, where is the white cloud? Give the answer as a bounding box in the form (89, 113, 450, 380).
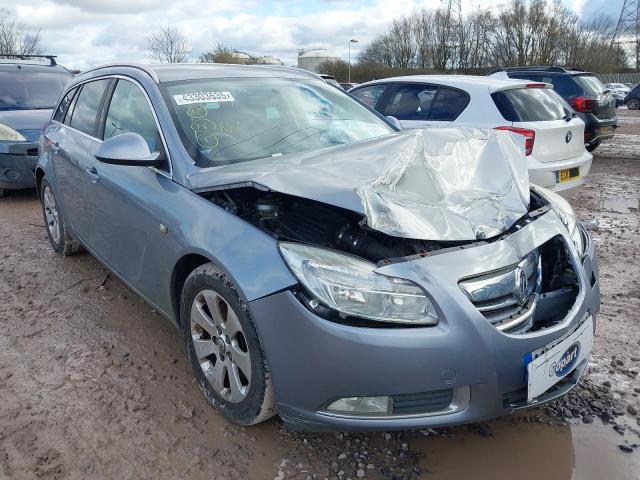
(0, 0, 605, 71)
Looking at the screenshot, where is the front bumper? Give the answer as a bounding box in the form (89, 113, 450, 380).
(528, 150, 592, 195)
(0, 142, 39, 190)
(249, 210, 600, 431)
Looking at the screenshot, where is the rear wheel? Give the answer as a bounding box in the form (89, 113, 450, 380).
(627, 98, 640, 110)
(586, 141, 600, 153)
(40, 178, 82, 256)
(180, 262, 276, 425)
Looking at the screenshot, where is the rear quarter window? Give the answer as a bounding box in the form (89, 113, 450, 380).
(573, 75, 605, 96)
(492, 88, 567, 122)
(52, 87, 77, 123)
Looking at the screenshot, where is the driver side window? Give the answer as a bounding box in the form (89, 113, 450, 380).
(103, 80, 161, 155)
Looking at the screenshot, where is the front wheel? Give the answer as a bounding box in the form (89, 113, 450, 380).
(586, 141, 600, 153)
(627, 98, 640, 110)
(180, 262, 276, 425)
(40, 178, 82, 256)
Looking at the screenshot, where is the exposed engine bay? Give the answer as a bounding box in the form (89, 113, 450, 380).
(203, 186, 550, 263)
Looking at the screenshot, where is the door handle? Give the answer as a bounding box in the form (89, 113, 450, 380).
(85, 166, 100, 183)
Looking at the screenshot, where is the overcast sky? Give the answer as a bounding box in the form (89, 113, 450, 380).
(1, 0, 623, 70)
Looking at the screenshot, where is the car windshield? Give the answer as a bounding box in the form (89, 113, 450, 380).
(0, 68, 72, 110)
(163, 77, 393, 167)
(574, 75, 606, 95)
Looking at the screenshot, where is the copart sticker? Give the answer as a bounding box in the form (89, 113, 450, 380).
(173, 92, 235, 105)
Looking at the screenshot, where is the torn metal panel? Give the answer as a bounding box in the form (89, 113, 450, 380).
(186, 128, 530, 241)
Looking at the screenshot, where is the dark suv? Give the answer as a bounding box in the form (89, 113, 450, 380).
(0, 55, 73, 197)
(489, 66, 617, 152)
(625, 83, 640, 110)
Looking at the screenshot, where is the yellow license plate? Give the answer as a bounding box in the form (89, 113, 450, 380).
(557, 167, 580, 183)
(600, 126, 613, 135)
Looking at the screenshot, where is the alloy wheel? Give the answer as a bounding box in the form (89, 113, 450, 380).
(43, 185, 60, 244)
(190, 289, 252, 403)
(628, 98, 640, 110)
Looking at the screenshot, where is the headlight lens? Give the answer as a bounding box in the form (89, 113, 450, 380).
(279, 242, 438, 325)
(0, 123, 27, 142)
(536, 187, 586, 257)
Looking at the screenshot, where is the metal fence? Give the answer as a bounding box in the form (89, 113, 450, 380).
(596, 72, 640, 86)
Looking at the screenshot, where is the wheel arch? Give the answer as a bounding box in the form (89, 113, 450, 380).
(170, 253, 212, 327)
(35, 167, 46, 199)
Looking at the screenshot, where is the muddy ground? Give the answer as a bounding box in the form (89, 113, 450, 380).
(1, 109, 639, 480)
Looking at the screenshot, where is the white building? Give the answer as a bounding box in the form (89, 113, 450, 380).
(297, 49, 339, 73)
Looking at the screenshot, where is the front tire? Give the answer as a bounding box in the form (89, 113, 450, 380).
(627, 98, 640, 110)
(180, 262, 276, 426)
(40, 178, 82, 256)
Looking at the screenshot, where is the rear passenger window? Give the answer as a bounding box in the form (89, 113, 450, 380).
(429, 88, 469, 120)
(69, 80, 110, 137)
(53, 87, 77, 123)
(383, 84, 437, 120)
(103, 80, 159, 151)
(351, 84, 387, 108)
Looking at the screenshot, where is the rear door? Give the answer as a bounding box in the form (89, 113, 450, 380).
(492, 86, 586, 163)
(48, 79, 112, 239)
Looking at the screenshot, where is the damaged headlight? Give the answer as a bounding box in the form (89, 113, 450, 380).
(279, 242, 438, 325)
(536, 187, 586, 257)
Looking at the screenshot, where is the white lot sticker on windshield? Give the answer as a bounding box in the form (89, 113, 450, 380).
(173, 92, 235, 106)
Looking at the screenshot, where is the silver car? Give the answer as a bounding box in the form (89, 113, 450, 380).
(37, 63, 600, 431)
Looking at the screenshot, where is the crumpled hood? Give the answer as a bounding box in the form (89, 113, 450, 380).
(0, 109, 52, 142)
(186, 128, 530, 241)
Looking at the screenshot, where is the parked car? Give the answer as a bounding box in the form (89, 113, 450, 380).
(625, 83, 640, 110)
(340, 82, 358, 90)
(318, 74, 341, 88)
(605, 82, 630, 107)
(37, 63, 599, 431)
(351, 75, 592, 195)
(489, 66, 616, 153)
(0, 55, 73, 197)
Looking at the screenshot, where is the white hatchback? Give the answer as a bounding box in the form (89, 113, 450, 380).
(351, 75, 592, 194)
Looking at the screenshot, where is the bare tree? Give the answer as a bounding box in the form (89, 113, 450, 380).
(0, 9, 44, 56)
(145, 26, 191, 63)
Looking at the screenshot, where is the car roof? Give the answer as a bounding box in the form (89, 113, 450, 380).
(81, 62, 320, 83)
(0, 60, 72, 75)
(355, 74, 539, 93)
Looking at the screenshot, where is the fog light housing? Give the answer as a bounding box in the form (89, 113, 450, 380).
(327, 396, 392, 415)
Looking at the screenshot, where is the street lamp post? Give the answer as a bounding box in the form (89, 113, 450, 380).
(348, 39, 358, 83)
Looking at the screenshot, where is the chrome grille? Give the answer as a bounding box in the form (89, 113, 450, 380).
(460, 250, 541, 332)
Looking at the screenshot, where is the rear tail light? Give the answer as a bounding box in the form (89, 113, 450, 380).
(494, 126, 535, 156)
(569, 97, 596, 113)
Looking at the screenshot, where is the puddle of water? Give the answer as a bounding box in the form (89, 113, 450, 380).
(413, 416, 573, 480)
(571, 420, 640, 480)
(601, 198, 639, 213)
(412, 414, 639, 480)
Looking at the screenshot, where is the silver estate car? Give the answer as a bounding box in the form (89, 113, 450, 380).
(37, 63, 600, 431)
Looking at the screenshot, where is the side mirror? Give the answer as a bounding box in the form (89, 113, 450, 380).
(386, 115, 402, 130)
(95, 132, 163, 166)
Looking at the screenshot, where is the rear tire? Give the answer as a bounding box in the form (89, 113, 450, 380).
(586, 141, 600, 153)
(180, 262, 276, 426)
(40, 178, 82, 256)
(627, 98, 640, 110)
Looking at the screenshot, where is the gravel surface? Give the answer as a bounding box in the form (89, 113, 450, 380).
(0, 109, 638, 479)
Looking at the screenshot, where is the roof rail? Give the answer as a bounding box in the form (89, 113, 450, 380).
(80, 62, 160, 82)
(0, 54, 57, 66)
(488, 65, 572, 74)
